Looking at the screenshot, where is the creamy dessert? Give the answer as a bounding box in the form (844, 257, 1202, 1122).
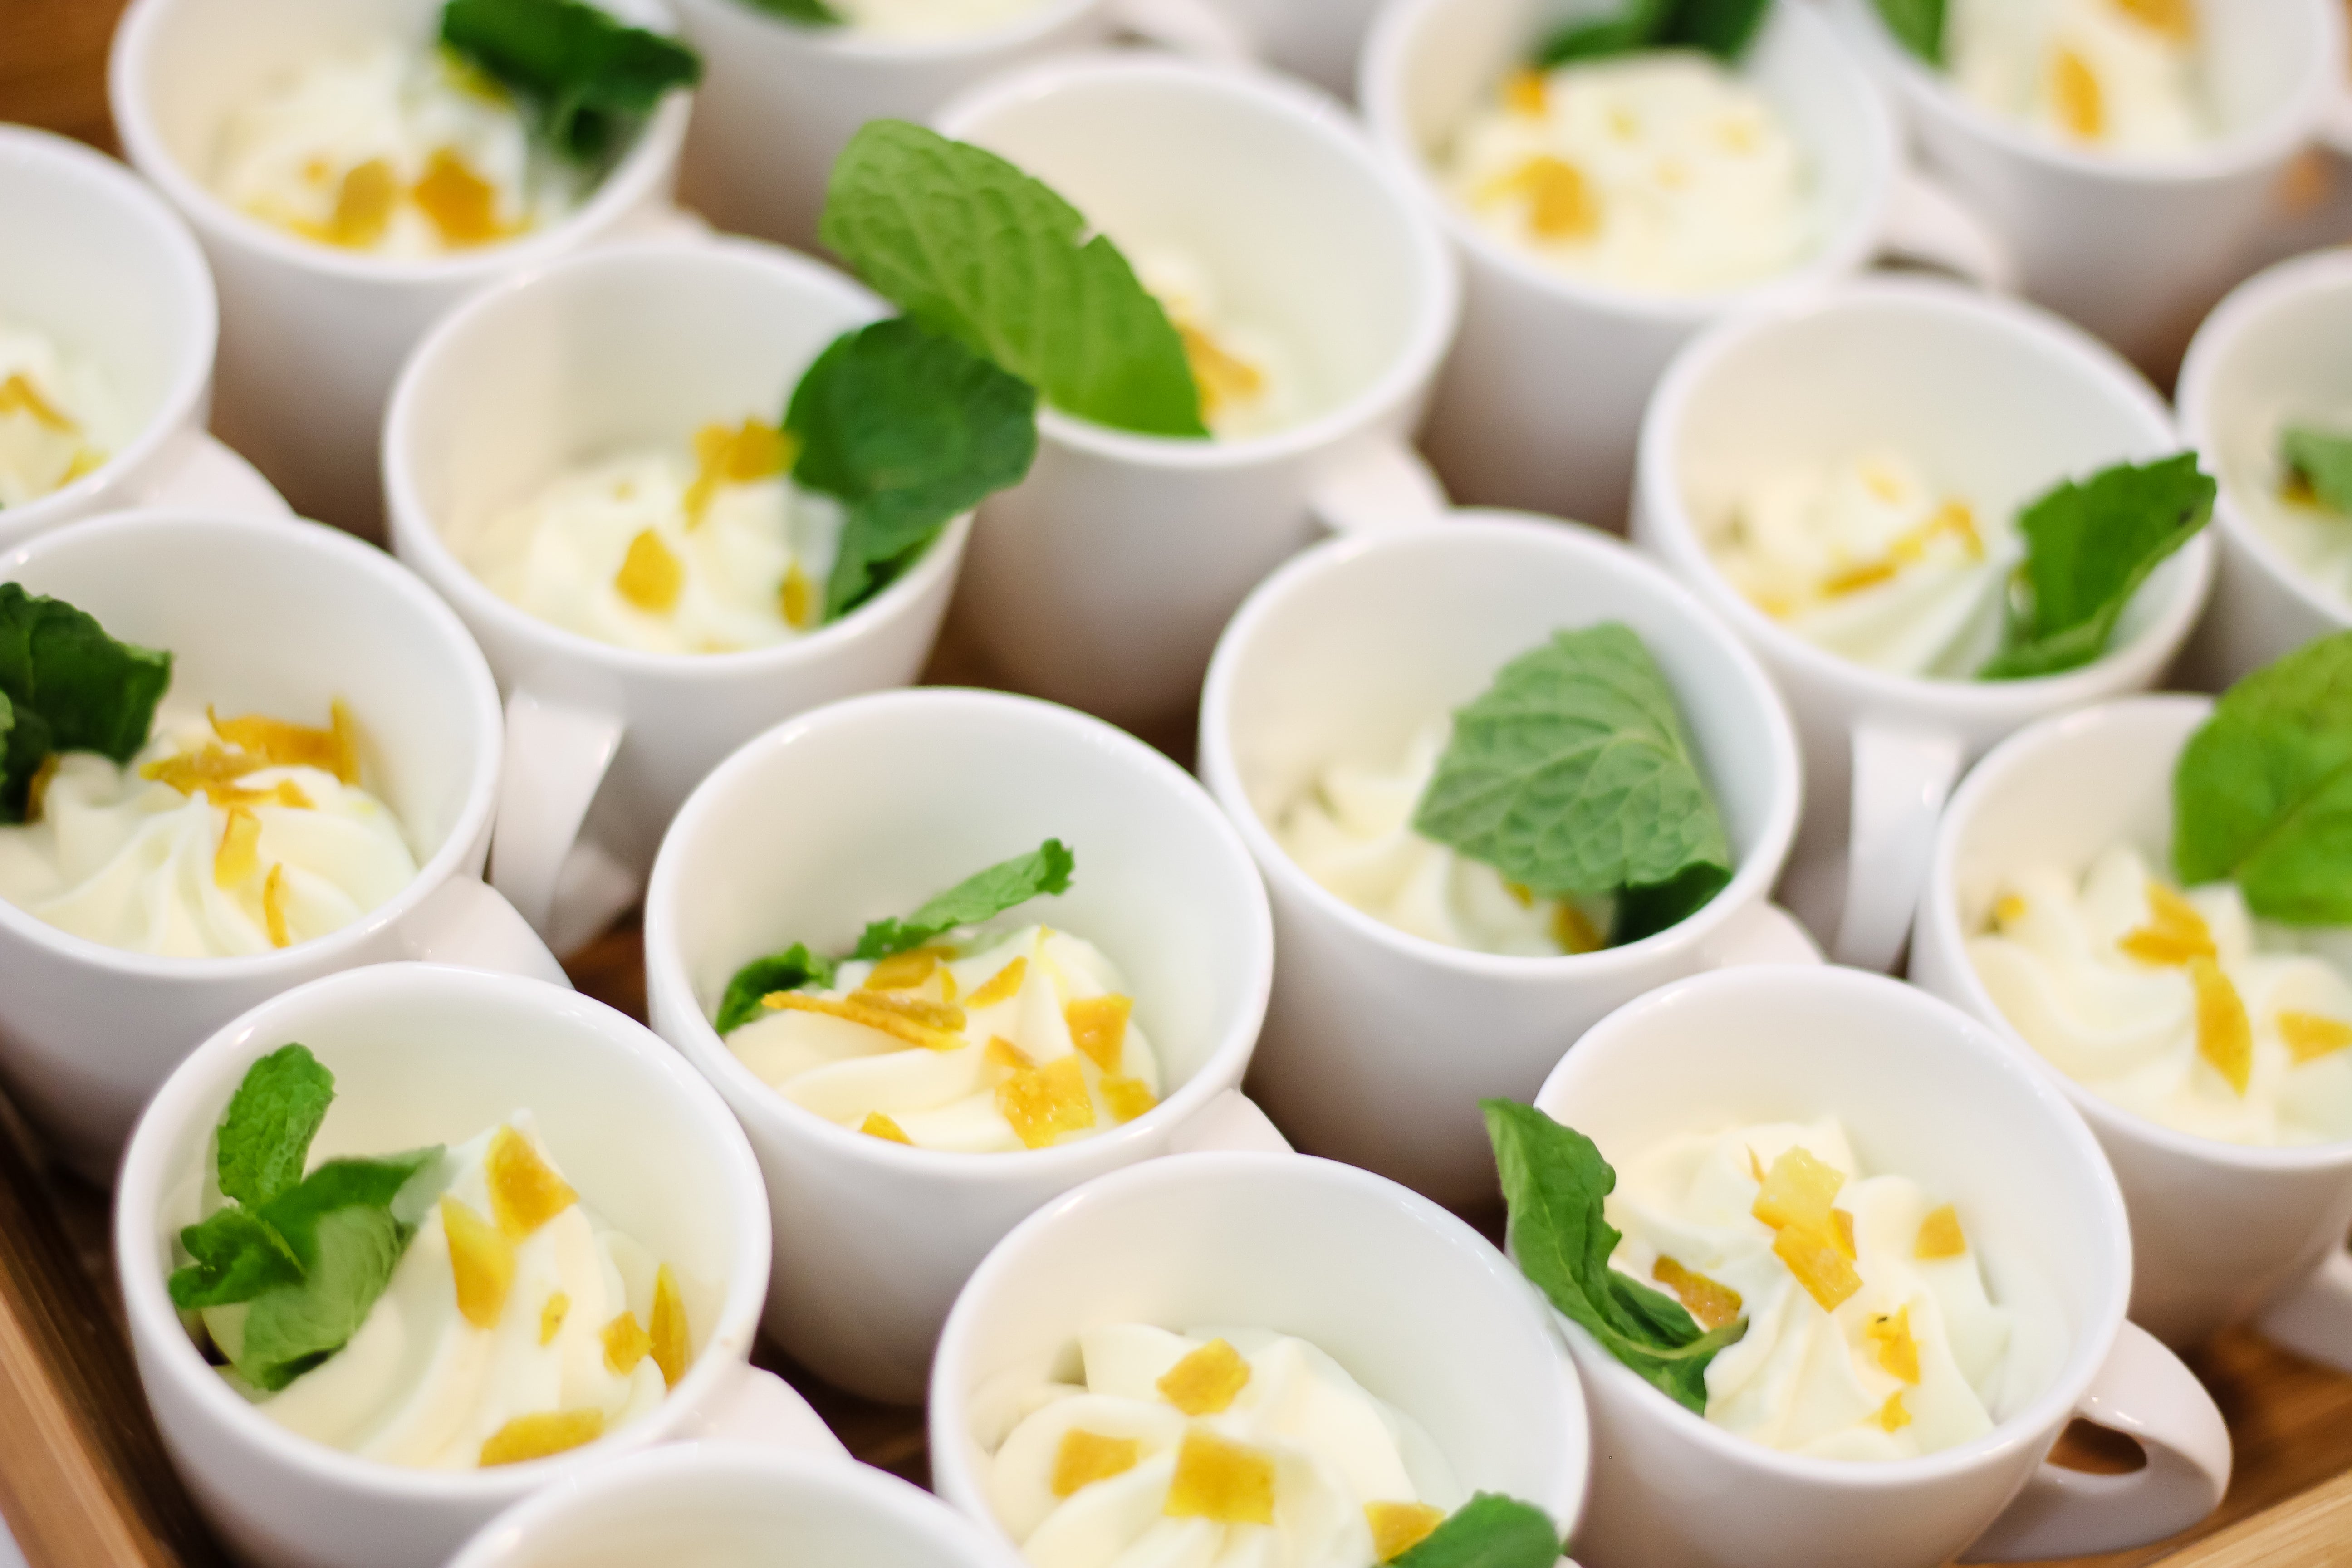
(822, 0, 1056, 39)
(1970, 844, 2352, 1145)
(1946, 0, 2210, 153)
(0, 321, 112, 508)
(984, 1325, 1461, 1568)
(1442, 51, 1814, 295)
(1131, 250, 1300, 442)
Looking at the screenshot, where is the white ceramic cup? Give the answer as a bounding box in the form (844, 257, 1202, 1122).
(1827, 0, 2344, 382)
(1192, 0, 1387, 98)
(644, 686, 1280, 1404)
(1911, 694, 2352, 1368)
(384, 237, 971, 956)
(108, 0, 695, 539)
(928, 1151, 1590, 1554)
(1633, 276, 2212, 975)
(2174, 248, 2352, 691)
(1534, 966, 2231, 1568)
(447, 1444, 1024, 1568)
(1197, 513, 1816, 1215)
(1361, 0, 2014, 531)
(0, 510, 564, 1182)
(932, 51, 1463, 728)
(115, 963, 838, 1568)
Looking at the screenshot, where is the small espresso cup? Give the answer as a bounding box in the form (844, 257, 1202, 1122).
(2174, 248, 2352, 690)
(645, 687, 1280, 1404)
(1911, 694, 2352, 1365)
(108, 0, 695, 539)
(1534, 966, 2231, 1568)
(385, 237, 970, 956)
(0, 510, 563, 1181)
(1360, 0, 2012, 530)
(1633, 276, 2211, 975)
(115, 964, 831, 1568)
(928, 1151, 1590, 1553)
(1828, 0, 2344, 382)
(1197, 512, 1814, 1215)
(933, 51, 1462, 728)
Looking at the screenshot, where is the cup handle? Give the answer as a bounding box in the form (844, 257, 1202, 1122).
(680, 1364, 850, 1458)
(1308, 438, 1453, 536)
(1877, 169, 2019, 294)
(492, 689, 628, 943)
(1700, 901, 1824, 970)
(1106, 0, 1256, 62)
(1831, 720, 1965, 973)
(2254, 1247, 2352, 1373)
(1169, 1089, 1293, 1155)
(1958, 1321, 2230, 1562)
(393, 875, 573, 989)
(133, 429, 293, 519)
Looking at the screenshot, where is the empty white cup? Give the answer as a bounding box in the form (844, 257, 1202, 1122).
(1534, 966, 2230, 1568)
(1633, 276, 2211, 974)
(384, 237, 970, 956)
(0, 510, 563, 1181)
(933, 51, 1462, 728)
(109, 0, 695, 538)
(1198, 512, 1813, 1214)
(645, 687, 1280, 1403)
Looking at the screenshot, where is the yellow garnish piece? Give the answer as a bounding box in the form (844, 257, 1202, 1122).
(1553, 902, 1607, 954)
(780, 564, 815, 630)
(862, 948, 941, 991)
(1747, 1146, 1765, 1183)
(480, 1408, 603, 1467)
(1494, 154, 1602, 240)
(1504, 67, 1548, 118)
(0, 372, 75, 432)
(985, 1035, 1035, 1073)
(144, 744, 260, 799)
(1822, 559, 1898, 597)
(1822, 501, 1983, 598)
(214, 806, 262, 889)
(23, 754, 59, 824)
(1368, 1502, 1449, 1563)
(1773, 1224, 1863, 1313)
(1652, 1256, 1743, 1330)
(649, 1264, 689, 1388)
(2281, 1011, 2352, 1064)
(861, 1111, 913, 1143)
(486, 1125, 578, 1240)
(1102, 1075, 1158, 1124)
(1178, 323, 1266, 421)
(412, 147, 505, 248)
(1051, 1429, 1141, 1497)
(966, 956, 1029, 1009)
(1066, 995, 1133, 1074)
(440, 1197, 514, 1330)
(684, 420, 793, 524)
(262, 864, 292, 949)
(328, 159, 398, 249)
(615, 529, 685, 615)
(1157, 1338, 1251, 1416)
(2114, 0, 2194, 42)
(1831, 1207, 1857, 1262)
(1753, 1147, 1844, 1234)
(539, 1292, 569, 1345)
(764, 992, 967, 1052)
(1754, 1148, 1862, 1310)
(602, 1310, 652, 1375)
(998, 1055, 1097, 1150)
(2053, 47, 2104, 141)
(938, 968, 959, 1004)
(1994, 894, 2028, 928)
(1873, 1392, 1911, 1433)
(208, 702, 359, 784)
(1163, 1429, 1276, 1524)
(2119, 882, 2216, 966)
(1865, 1305, 1921, 1384)
(2191, 954, 2253, 1097)
(1915, 1205, 1966, 1259)
(2285, 466, 2320, 507)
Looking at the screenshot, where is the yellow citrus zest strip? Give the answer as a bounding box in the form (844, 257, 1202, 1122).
(1051, 1429, 1141, 1497)
(2053, 47, 2104, 140)
(1157, 1338, 1251, 1416)
(1915, 1205, 1966, 1260)
(412, 147, 506, 248)
(685, 420, 792, 524)
(1178, 323, 1265, 421)
(1162, 1429, 1275, 1524)
(780, 564, 815, 630)
(2115, 0, 2194, 42)
(208, 703, 356, 783)
(1553, 902, 1607, 954)
(215, 807, 262, 889)
(764, 991, 966, 1052)
(966, 956, 1029, 1009)
(2281, 1011, 2352, 1065)
(262, 865, 292, 949)
(2192, 955, 2253, 1096)
(998, 1054, 1095, 1149)
(1504, 68, 1548, 118)
(1066, 995, 1133, 1074)
(985, 1036, 1034, 1073)
(649, 1264, 689, 1388)
(1866, 1305, 1921, 1384)
(1102, 1075, 1157, 1124)
(486, 1125, 578, 1240)
(1753, 1148, 1862, 1312)
(1368, 1502, 1449, 1563)
(2119, 882, 2216, 966)
(615, 529, 685, 615)
(1873, 1392, 1911, 1433)
(480, 1408, 603, 1467)
(441, 1197, 514, 1330)
(603, 1310, 652, 1375)
(861, 1111, 913, 1143)
(328, 159, 398, 249)
(1651, 1256, 1743, 1330)
(0, 372, 76, 432)
(1483, 154, 1602, 240)
(539, 1292, 569, 1346)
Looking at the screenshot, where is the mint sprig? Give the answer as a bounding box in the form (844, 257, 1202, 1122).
(1394, 1494, 1566, 1568)
(818, 121, 1207, 440)
(1533, 0, 1772, 66)
(441, 0, 701, 167)
(2284, 426, 2352, 516)
(0, 584, 172, 823)
(714, 840, 1075, 1034)
(1977, 454, 2213, 682)
(1870, 0, 1945, 64)
(736, 0, 841, 21)
(1486, 1100, 1745, 1415)
(1412, 624, 1732, 945)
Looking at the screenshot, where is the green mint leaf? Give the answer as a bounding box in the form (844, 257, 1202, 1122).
(1412, 624, 1732, 933)
(441, 0, 700, 166)
(1661, 0, 1774, 58)
(1392, 1494, 1567, 1568)
(0, 583, 172, 823)
(2284, 426, 2352, 517)
(735, 0, 841, 21)
(2173, 631, 2352, 925)
(714, 943, 838, 1034)
(1871, 0, 1945, 62)
(784, 317, 1039, 621)
(168, 1208, 302, 1310)
(852, 839, 1076, 961)
(1978, 453, 2214, 682)
(1531, 0, 1769, 65)
(818, 120, 1207, 439)
(1610, 860, 1733, 946)
(1485, 1100, 1744, 1415)
(215, 1044, 336, 1211)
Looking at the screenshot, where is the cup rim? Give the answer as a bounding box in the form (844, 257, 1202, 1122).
(1922, 691, 2352, 1176)
(381, 235, 974, 678)
(672, 0, 1099, 60)
(107, 0, 693, 288)
(1534, 964, 2132, 1487)
(644, 685, 1277, 1181)
(1636, 273, 2212, 714)
(1357, 0, 1898, 327)
(931, 49, 1464, 468)
(113, 962, 775, 1499)
(1196, 510, 1803, 981)
(0, 507, 506, 979)
(0, 124, 220, 537)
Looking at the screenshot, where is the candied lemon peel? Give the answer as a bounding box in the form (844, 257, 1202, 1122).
(441, 1196, 514, 1330)
(1066, 995, 1133, 1074)
(539, 1292, 569, 1346)
(1864, 1305, 1921, 1385)
(487, 1126, 578, 1240)
(1162, 1430, 1276, 1525)
(2190, 955, 2253, 1096)
(480, 1408, 604, 1467)
(602, 1310, 652, 1376)
(1752, 1147, 1862, 1313)
(1000, 1055, 1096, 1150)
(1157, 1338, 1251, 1416)
(1652, 1255, 1743, 1330)
(615, 529, 685, 614)
(2281, 1012, 2352, 1065)
(1915, 1205, 1967, 1261)
(650, 1264, 690, 1389)
(1367, 1500, 1448, 1563)
(1052, 1429, 1142, 1497)
(2119, 882, 2217, 967)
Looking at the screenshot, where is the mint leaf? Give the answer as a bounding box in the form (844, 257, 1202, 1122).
(0, 583, 172, 823)
(2284, 426, 2352, 517)
(1978, 454, 2214, 681)
(785, 318, 1039, 621)
(1486, 1100, 1744, 1414)
(736, 0, 840, 20)
(170, 1208, 302, 1310)
(441, 0, 700, 166)
(1871, 0, 1944, 63)
(852, 839, 1076, 961)
(714, 943, 838, 1035)
(818, 121, 1207, 439)
(1413, 624, 1732, 942)
(1532, 0, 1770, 65)
(2173, 632, 2352, 925)
(1393, 1494, 1566, 1568)
(216, 1044, 335, 1210)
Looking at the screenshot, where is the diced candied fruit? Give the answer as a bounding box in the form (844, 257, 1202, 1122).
(412, 148, 504, 247)
(1050, 1428, 1141, 1497)
(1831, 1208, 1857, 1262)
(1367, 1501, 1448, 1563)
(2280, 1011, 2352, 1064)
(1162, 1430, 1276, 1525)
(1490, 155, 1601, 240)
(615, 529, 685, 615)
(685, 421, 792, 524)
(328, 701, 361, 785)
(998, 1055, 1097, 1150)
(985, 1036, 1035, 1073)
(779, 564, 815, 631)
(209, 704, 355, 782)
(1771, 1223, 1862, 1314)
(1553, 902, 1606, 955)
(861, 1112, 913, 1143)
(1102, 1075, 1157, 1124)
(650, 1264, 689, 1388)
(764, 993, 965, 1053)
(1504, 67, 1547, 118)
(487, 1126, 578, 1240)
(2191, 956, 2253, 1097)
(539, 1292, 569, 1346)
(1652, 1257, 1743, 1330)
(1066, 995, 1133, 1074)
(603, 1310, 652, 1375)
(1157, 1338, 1251, 1416)
(1752, 1147, 1844, 1235)
(1178, 324, 1265, 421)
(479, 1409, 604, 1467)
(329, 160, 398, 249)
(1865, 1305, 1921, 1385)
(262, 865, 292, 950)
(215, 806, 262, 890)
(1872, 1392, 1911, 1433)
(1994, 895, 2027, 928)
(862, 948, 942, 992)
(441, 1197, 514, 1330)
(2115, 0, 2192, 41)
(2119, 882, 2216, 967)
(966, 957, 1029, 1009)
(1915, 1205, 1967, 1260)
(2053, 48, 2104, 140)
